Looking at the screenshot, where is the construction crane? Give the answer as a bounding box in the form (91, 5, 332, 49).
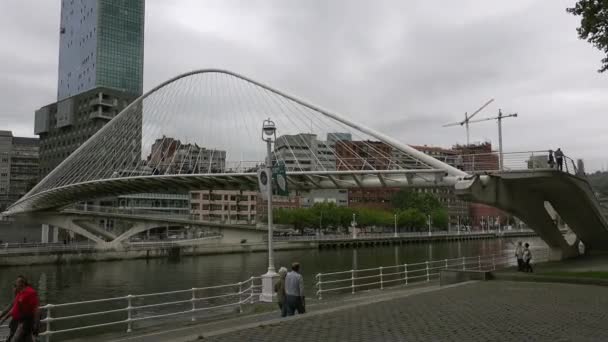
(443, 99, 495, 146)
(465, 109, 518, 171)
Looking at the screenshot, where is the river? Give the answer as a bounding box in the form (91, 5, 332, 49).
(0, 236, 547, 307)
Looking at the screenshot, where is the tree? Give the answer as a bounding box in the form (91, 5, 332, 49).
(391, 190, 443, 214)
(397, 208, 427, 231)
(567, 1, 608, 73)
(431, 209, 449, 229)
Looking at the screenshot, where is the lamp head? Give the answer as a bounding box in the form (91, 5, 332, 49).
(262, 119, 277, 141)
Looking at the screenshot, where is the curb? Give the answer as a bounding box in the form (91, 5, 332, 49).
(492, 273, 608, 287)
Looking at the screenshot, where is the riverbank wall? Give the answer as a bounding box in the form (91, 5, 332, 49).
(0, 231, 542, 267)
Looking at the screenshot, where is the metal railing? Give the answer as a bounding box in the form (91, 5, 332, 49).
(0, 237, 224, 255)
(315, 249, 549, 299)
(434, 150, 579, 176)
(270, 229, 536, 242)
(35, 276, 261, 341)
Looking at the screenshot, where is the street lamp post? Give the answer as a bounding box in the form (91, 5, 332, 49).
(319, 211, 322, 238)
(351, 213, 357, 239)
(394, 213, 398, 238)
(427, 215, 432, 237)
(260, 119, 277, 302)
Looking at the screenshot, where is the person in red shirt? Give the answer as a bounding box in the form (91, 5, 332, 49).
(9, 276, 40, 342)
(0, 285, 19, 341)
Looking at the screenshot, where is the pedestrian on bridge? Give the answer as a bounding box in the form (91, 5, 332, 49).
(523, 243, 533, 273)
(548, 151, 555, 169)
(274, 267, 288, 317)
(285, 262, 305, 316)
(554, 148, 564, 171)
(515, 241, 524, 271)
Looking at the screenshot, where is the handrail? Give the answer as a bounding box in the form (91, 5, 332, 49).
(315, 249, 549, 299)
(269, 229, 537, 242)
(36, 276, 262, 340)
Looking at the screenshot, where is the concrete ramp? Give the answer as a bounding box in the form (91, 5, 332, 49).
(456, 170, 608, 256)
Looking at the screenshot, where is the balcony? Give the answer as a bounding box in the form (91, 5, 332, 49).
(90, 97, 116, 107)
(89, 108, 114, 121)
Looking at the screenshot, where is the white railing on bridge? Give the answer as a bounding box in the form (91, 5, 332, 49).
(29, 276, 262, 341)
(314, 249, 550, 300)
(270, 229, 536, 242)
(432, 150, 579, 176)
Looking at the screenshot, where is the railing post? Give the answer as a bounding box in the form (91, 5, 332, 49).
(379, 266, 384, 290)
(404, 264, 408, 285)
(191, 288, 196, 321)
(444, 259, 448, 269)
(126, 295, 133, 333)
(238, 282, 243, 313)
(462, 256, 466, 270)
(250, 277, 255, 304)
(492, 255, 496, 270)
(478, 255, 481, 270)
(45, 304, 53, 342)
(316, 273, 322, 300)
(425, 261, 430, 282)
(351, 269, 355, 294)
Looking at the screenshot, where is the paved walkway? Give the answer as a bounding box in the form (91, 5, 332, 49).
(535, 253, 608, 273)
(196, 281, 608, 342)
(69, 281, 441, 342)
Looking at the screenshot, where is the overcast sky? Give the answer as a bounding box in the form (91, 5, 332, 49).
(0, 0, 606, 171)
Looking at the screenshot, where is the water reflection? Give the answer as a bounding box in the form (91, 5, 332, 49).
(0, 237, 546, 306)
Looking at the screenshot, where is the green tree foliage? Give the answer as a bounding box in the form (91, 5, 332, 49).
(273, 192, 450, 232)
(431, 209, 449, 229)
(567, 1, 608, 73)
(391, 190, 443, 214)
(397, 208, 427, 231)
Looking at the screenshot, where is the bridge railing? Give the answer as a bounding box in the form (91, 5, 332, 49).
(433, 150, 579, 176)
(270, 229, 536, 242)
(35, 276, 262, 341)
(314, 249, 549, 299)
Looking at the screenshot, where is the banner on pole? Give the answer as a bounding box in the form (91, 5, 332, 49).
(257, 162, 289, 198)
(257, 166, 270, 200)
(273, 162, 289, 196)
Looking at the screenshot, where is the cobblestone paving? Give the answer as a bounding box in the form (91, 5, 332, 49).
(200, 281, 608, 342)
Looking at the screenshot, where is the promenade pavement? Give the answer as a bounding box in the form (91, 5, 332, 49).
(197, 281, 608, 342)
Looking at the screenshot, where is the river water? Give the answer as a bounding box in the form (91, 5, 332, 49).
(0, 236, 547, 307)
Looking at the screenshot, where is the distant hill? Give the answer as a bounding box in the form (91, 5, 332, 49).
(588, 171, 608, 196)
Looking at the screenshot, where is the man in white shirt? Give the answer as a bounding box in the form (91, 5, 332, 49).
(284, 262, 305, 315)
(515, 241, 524, 271)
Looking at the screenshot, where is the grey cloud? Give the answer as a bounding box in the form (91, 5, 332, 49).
(0, 0, 606, 171)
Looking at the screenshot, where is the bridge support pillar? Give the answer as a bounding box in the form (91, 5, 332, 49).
(41, 224, 49, 244)
(52, 226, 60, 243)
(456, 174, 580, 259)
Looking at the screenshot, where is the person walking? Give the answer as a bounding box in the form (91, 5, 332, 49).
(554, 148, 564, 171)
(274, 267, 288, 317)
(284, 262, 305, 316)
(548, 150, 555, 169)
(514, 241, 524, 271)
(0, 285, 19, 342)
(8, 276, 40, 342)
(523, 243, 533, 273)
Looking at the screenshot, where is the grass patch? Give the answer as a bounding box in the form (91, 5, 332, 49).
(541, 271, 608, 279)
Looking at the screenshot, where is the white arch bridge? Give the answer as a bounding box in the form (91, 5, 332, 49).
(4, 69, 607, 257)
